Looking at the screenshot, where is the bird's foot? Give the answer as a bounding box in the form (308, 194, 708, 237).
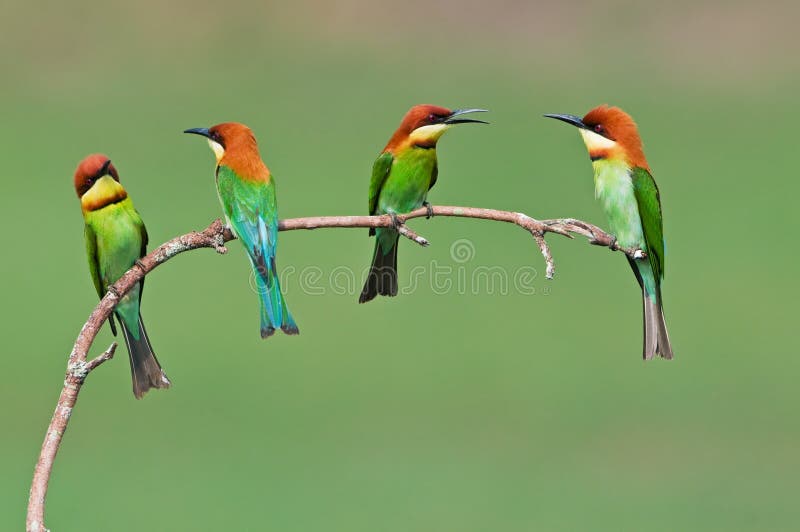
(390, 213, 402, 230)
(423, 201, 434, 219)
(134, 259, 147, 273)
(608, 235, 618, 251)
(106, 285, 121, 299)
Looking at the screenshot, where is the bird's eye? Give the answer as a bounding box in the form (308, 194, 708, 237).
(594, 124, 605, 134)
(428, 113, 437, 122)
(86, 178, 92, 185)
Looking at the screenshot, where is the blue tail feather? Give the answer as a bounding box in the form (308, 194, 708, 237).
(253, 258, 298, 338)
(231, 213, 299, 339)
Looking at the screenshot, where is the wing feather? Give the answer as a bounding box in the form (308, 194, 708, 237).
(367, 152, 394, 237)
(84, 221, 117, 335)
(631, 167, 665, 281)
(217, 165, 278, 284)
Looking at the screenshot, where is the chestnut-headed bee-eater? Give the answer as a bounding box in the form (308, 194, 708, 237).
(74, 155, 171, 398)
(359, 105, 487, 303)
(545, 105, 673, 360)
(184, 123, 298, 338)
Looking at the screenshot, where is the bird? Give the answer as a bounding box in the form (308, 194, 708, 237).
(359, 104, 487, 303)
(184, 122, 298, 338)
(544, 105, 673, 360)
(74, 154, 171, 398)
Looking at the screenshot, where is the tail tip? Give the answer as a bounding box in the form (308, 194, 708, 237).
(281, 323, 300, 335)
(261, 320, 299, 338)
(358, 291, 375, 304)
(358, 287, 399, 304)
(132, 371, 171, 400)
(643, 351, 674, 361)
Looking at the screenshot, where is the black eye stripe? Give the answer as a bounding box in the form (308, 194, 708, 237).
(589, 123, 612, 139)
(425, 113, 449, 126)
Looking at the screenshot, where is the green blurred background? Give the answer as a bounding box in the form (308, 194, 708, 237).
(2, 1, 798, 530)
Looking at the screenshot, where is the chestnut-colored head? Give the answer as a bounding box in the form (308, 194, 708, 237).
(184, 122, 270, 181)
(74, 154, 120, 198)
(385, 104, 488, 151)
(401, 105, 455, 132)
(544, 105, 649, 170)
(74, 154, 128, 212)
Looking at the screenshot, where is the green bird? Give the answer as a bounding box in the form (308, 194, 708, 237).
(184, 122, 298, 338)
(545, 105, 673, 359)
(359, 104, 487, 303)
(74, 154, 171, 398)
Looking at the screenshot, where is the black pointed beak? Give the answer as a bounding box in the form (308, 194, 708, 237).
(445, 108, 489, 125)
(183, 127, 212, 138)
(543, 113, 587, 130)
(99, 158, 112, 175)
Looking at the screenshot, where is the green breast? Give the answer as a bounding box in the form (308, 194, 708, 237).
(377, 147, 436, 214)
(592, 159, 645, 249)
(86, 198, 144, 318)
(216, 165, 277, 226)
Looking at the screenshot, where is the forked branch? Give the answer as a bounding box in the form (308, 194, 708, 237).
(27, 206, 641, 531)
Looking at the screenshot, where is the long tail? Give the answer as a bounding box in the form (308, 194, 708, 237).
(118, 314, 171, 399)
(359, 228, 398, 304)
(252, 256, 299, 339)
(642, 292, 673, 360)
(629, 258, 673, 360)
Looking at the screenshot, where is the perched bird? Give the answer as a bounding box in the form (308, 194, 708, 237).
(359, 105, 487, 303)
(74, 155, 171, 398)
(545, 106, 673, 359)
(184, 123, 298, 338)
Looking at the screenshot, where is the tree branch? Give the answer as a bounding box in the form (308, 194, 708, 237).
(27, 207, 641, 531)
(277, 206, 642, 279)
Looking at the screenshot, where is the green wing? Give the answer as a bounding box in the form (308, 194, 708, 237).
(84, 223, 104, 299)
(84, 222, 118, 335)
(631, 166, 665, 280)
(216, 164, 279, 279)
(428, 163, 438, 191)
(137, 213, 148, 259)
(367, 152, 394, 237)
(368, 151, 394, 215)
(134, 208, 148, 302)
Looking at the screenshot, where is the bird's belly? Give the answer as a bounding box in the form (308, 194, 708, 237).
(93, 206, 143, 307)
(377, 160, 434, 215)
(594, 162, 644, 249)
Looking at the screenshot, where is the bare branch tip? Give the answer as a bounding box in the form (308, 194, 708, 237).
(102, 341, 117, 359)
(396, 224, 430, 247)
(83, 342, 117, 373)
(212, 239, 228, 255)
